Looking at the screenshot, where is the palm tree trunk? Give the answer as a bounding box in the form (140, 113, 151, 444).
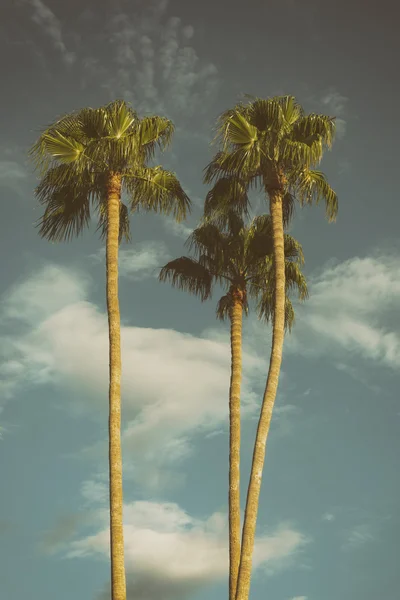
(106, 172, 126, 600)
(235, 190, 286, 600)
(228, 290, 244, 600)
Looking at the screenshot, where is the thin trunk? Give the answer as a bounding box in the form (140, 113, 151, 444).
(106, 172, 126, 600)
(235, 190, 286, 600)
(228, 290, 244, 600)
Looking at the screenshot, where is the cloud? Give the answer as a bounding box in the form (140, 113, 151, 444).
(0, 263, 263, 488)
(342, 523, 375, 550)
(0, 160, 27, 182)
(322, 513, 335, 522)
(320, 89, 348, 139)
(95, 1, 219, 121)
(58, 499, 308, 600)
(22, 0, 75, 65)
(286, 253, 400, 369)
(160, 216, 193, 240)
(90, 242, 170, 281)
(290, 597, 308, 600)
(0, 154, 28, 197)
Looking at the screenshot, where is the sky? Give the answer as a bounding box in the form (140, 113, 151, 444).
(0, 0, 399, 599)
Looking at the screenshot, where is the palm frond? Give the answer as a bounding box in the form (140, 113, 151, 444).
(256, 292, 297, 332)
(282, 190, 295, 228)
(283, 233, 305, 264)
(246, 97, 286, 134)
(35, 186, 91, 242)
(216, 293, 232, 321)
(185, 222, 230, 265)
(103, 99, 137, 138)
(125, 166, 191, 222)
(292, 168, 338, 222)
(291, 114, 336, 149)
(159, 256, 214, 301)
(203, 177, 251, 225)
(138, 116, 174, 153)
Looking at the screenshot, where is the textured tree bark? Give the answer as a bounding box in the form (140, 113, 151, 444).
(235, 189, 286, 600)
(106, 172, 126, 600)
(228, 289, 244, 600)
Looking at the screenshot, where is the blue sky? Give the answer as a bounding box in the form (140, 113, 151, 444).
(0, 1, 399, 599)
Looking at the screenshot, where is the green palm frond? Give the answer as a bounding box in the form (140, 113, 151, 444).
(291, 113, 335, 149)
(159, 256, 213, 301)
(282, 190, 295, 228)
(284, 261, 309, 300)
(186, 222, 230, 266)
(245, 214, 274, 261)
(277, 96, 305, 126)
(138, 116, 174, 151)
(216, 293, 232, 321)
(34, 165, 104, 242)
(283, 233, 305, 264)
(103, 99, 137, 138)
(292, 168, 338, 222)
(35, 185, 91, 242)
(203, 177, 251, 226)
(41, 131, 85, 164)
(246, 97, 285, 134)
(204, 148, 261, 185)
(125, 166, 191, 222)
(256, 291, 297, 332)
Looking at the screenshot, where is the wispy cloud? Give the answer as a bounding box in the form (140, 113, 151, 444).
(160, 216, 193, 240)
(286, 252, 400, 369)
(0, 264, 263, 488)
(22, 0, 75, 65)
(322, 512, 335, 522)
(90, 242, 170, 281)
(90, 0, 220, 122)
(342, 523, 375, 550)
(0, 159, 28, 197)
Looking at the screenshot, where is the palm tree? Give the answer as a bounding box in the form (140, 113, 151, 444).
(29, 99, 191, 600)
(204, 95, 338, 600)
(159, 200, 307, 600)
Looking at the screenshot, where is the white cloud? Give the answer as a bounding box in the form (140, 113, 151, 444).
(160, 216, 193, 240)
(23, 0, 75, 65)
(0, 264, 263, 488)
(290, 596, 308, 600)
(286, 253, 400, 369)
(322, 513, 335, 522)
(60, 499, 308, 600)
(97, 1, 219, 121)
(90, 242, 170, 281)
(0, 160, 27, 181)
(343, 524, 375, 550)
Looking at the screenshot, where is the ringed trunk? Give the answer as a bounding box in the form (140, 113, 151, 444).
(228, 288, 244, 600)
(106, 172, 127, 600)
(235, 190, 286, 600)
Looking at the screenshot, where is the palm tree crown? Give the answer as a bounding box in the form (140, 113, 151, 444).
(204, 94, 338, 222)
(29, 99, 191, 241)
(159, 209, 308, 329)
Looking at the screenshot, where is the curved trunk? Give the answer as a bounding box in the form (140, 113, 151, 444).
(235, 190, 286, 600)
(106, 172, 126, 600)
(228, 290, 244, 600)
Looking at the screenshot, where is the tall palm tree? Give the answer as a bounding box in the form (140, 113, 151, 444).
(204, 95, 338, 600)
(159, 202, 308, 600)
(29, 99, 191, 600)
